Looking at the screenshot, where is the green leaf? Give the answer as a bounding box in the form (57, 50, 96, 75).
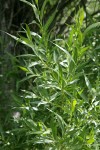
(16, 54, 35, 58)
(79, 46, 89, 57)
(4, 32, 34, 48)
(28, 61, 41, 67)
(53, 43, 75, 65)
(30, 31, 41, 38)
(84, 74, 92, 92)
(44, 8, 57, 32)
(25, 24, 32, 41)
(73, 48, 78, 63)
(47, 109, 67, 136)
(78, 8, 84, 26)
(35, 0, 38, 6)
(71, 99, 77, 113)
(87, 138, 94, 145)
(17, 74, 39, 85)
(84, 22, 100, 36)
(18, 66, 29, 72)
(67, 26, 74, 48)
(19, 35, 33, 48)
(94, 45, 100, 50)
(20, 0, 40, 22)
(40, 0, 48, 22)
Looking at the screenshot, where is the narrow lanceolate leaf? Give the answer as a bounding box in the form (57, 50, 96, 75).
(4, 32, 20, 41)
(19, 35, 33, 48)
(79, 46, 89, 57)
(84, 74, 92, 92)
(84, 22, 100, 36)
(40, 0, 48, 21)
(47, 109, 67, 126)
(71, 99, 77, 113)
(44, 9, 57, 32)
(5, 32, 39, 57)
(17, 74, 39, 84)
(18, 66, 29, 72)
(4, 32, 33, 48)
(16, 54, 35, 58)
(78, 8, 84, 26)
(25, 24, 32, 41)
(28, 61, 41, 68)
(30, 32, 41, 38)
(87, 138, 95, 145)
(47, 108, 67, 135)
(53, 43, 75, 64)
(35, 0, 38, 6)
(18, 31, 41, 38)
(20, 0, 40, 22)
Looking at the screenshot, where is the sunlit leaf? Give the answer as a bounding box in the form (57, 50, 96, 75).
(18, 66, 29, 72)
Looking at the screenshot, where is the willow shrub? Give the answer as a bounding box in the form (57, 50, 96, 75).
(1, 0, 100, 150)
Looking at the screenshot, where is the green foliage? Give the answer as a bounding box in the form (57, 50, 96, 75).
(84, 22, 100, 37)
(0, 1, 100, 150)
